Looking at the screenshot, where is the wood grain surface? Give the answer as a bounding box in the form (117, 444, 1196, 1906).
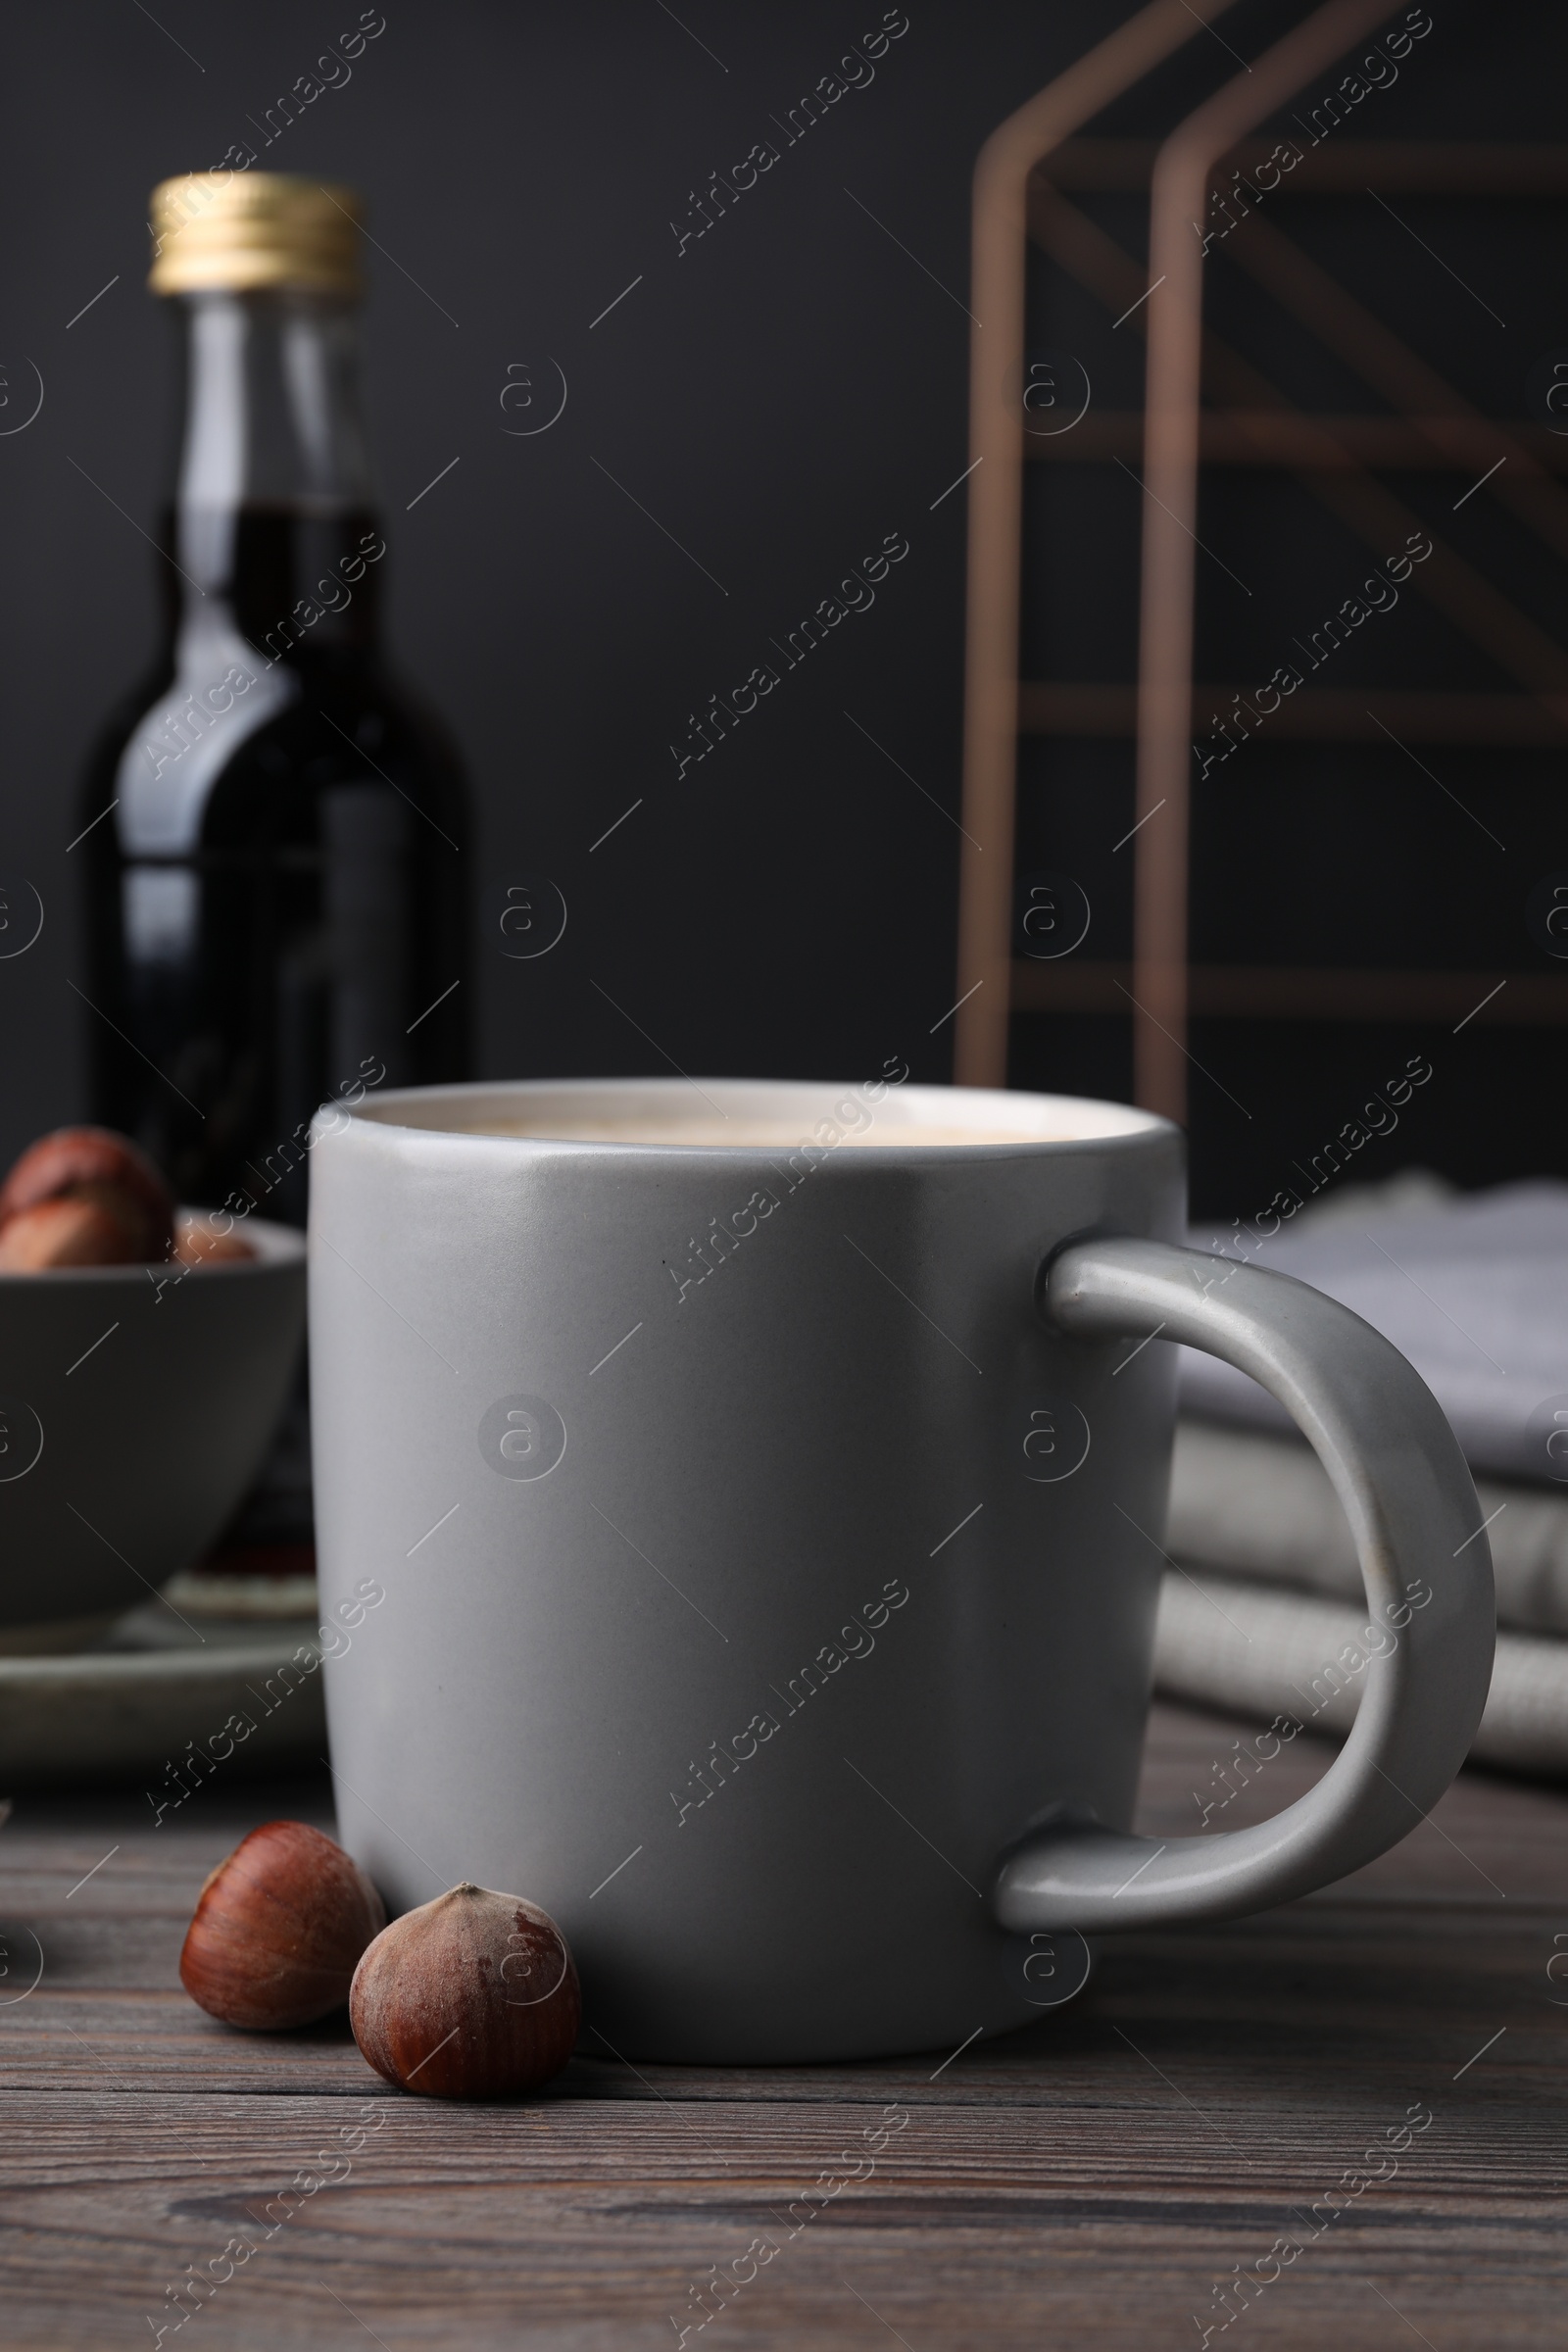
(1, 1705, 1563, 2349)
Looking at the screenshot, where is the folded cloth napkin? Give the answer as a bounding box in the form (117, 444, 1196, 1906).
(1180, 1180, 1568, 1484)
(1166, 1419, 1568, 1638)
(1153, 1569, 1567, 1780)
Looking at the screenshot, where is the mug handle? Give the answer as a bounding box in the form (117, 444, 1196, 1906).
(992, 1237, 1495, 1934)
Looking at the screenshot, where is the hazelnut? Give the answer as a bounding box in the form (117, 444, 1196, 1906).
(350, 1883, 580, 2100)
(0, 1196, 134, 1270)
(0, 1126, 174, 1264)
(180, 1820, 386, 2031)
(172, 1211, 257, 1267)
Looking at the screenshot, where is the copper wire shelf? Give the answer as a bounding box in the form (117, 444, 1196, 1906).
(952, 1, 1568, 1117)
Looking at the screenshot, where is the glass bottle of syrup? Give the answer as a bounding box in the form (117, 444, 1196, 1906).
(79, 173, 467, 1222)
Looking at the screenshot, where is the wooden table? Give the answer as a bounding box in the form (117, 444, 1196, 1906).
(2, 1700, 1563, 2349)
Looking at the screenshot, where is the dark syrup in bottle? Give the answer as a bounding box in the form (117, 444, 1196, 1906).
(80, 282, 467, 1225)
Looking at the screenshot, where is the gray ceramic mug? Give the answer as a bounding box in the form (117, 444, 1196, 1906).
(310, 1075, 1494, 2063)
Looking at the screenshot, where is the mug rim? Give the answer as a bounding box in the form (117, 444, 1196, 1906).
(336, 1076, 1182, 1156)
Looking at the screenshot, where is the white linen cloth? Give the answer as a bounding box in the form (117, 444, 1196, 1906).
(1166, 1420, 1568, 1637)
(1153, 1569, 1565, 1780)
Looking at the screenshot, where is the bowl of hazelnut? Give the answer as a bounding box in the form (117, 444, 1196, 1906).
(0, 1127, 305, 1647)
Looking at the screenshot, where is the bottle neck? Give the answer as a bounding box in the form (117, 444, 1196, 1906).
(165, 289, 381, 662)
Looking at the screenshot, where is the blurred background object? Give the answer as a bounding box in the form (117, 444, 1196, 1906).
(955, 0, 1568, 1208)
(2, 0, 1562, 1223)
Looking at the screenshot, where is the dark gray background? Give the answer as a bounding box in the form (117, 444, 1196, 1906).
(1, 0, 1561, 1215)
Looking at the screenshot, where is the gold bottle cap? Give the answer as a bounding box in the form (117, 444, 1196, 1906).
(149, 173, 362, 297)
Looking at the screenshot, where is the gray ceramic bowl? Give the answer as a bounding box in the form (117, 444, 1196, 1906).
(0, 1216, 305, 1645)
